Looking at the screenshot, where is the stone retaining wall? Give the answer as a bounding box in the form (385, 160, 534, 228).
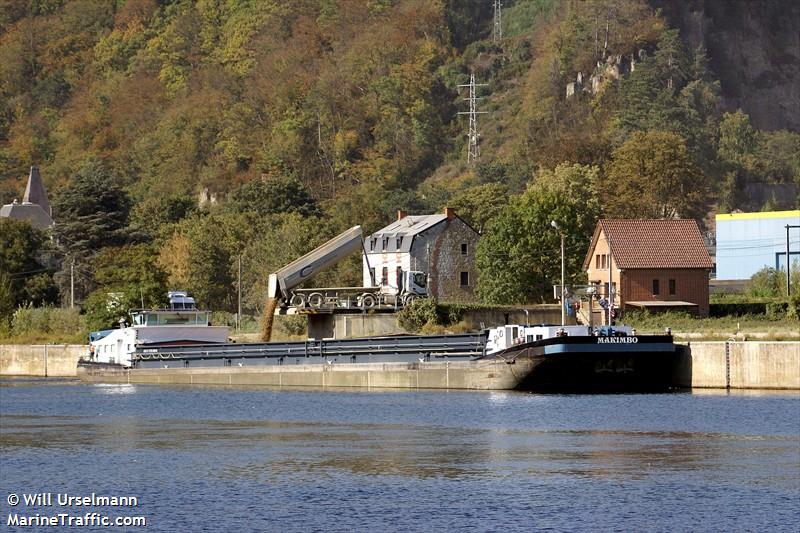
(686, 341, 800, 389)
(0, 344, 86, 377)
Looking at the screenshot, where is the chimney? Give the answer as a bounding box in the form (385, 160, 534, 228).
(444, 207, 455, 219)
(397, 210, 407, 220)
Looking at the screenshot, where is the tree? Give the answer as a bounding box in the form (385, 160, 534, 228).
(226, 175, 320, 216)
(52, 161, 133, 303)
(476, 167, 602, 304)
(603, 131, 709, 220)
(718, 110, 758, 171)
(238, 213, 353, 314)
(83, 243, 168, 330)
(448, 183, 509, 233)
(0, 218, 57, 320)
(129, 195, 197, 240)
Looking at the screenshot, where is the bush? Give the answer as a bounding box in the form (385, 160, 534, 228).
(709, 302, 767, 317)
(276, 315, 306, 336)
(747, 265, 800, 298)
(766, 301, 789, 320)
(397, 298, 445, 333)
(788, 294, 800, 320)
(8, 304, 86, 342)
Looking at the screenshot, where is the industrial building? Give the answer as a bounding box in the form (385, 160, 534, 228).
(362, 208, 480, 303)
(715, 210, 800, 281)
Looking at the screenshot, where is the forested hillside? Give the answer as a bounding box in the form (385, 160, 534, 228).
(1, 0, 798, 325)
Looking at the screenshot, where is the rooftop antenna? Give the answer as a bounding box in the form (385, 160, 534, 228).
(493, 0, 503, 43)
(457, 73, 488, 164)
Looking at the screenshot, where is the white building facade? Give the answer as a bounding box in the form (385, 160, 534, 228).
(362, 208, 480, 302)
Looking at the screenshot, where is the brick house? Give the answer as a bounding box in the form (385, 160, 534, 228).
(362, 208, 480, 302)
(583, 219, 713, 317)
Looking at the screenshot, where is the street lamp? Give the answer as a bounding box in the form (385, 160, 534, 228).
(551, 220, 565, 327)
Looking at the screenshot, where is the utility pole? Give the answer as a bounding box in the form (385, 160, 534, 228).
(237, 255, 242, 332)
(607, 235, 614, 326)
(70, 259, 74, 309)
(551, 221, 565, 327)
(457, 73, 488, 164)
(493, 0, 502, 43)
(788, 224, 800, 296)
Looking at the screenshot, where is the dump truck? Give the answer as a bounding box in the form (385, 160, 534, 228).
(267, 225, 427, 310)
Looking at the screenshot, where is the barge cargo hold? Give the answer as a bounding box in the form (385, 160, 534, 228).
(78, 325, 686, 392)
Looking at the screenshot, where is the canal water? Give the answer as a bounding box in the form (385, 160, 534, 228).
(1, 379, 798, 532)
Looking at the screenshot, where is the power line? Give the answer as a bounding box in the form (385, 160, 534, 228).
(457, 73, 488, 164)
(493, 0, 503, 43)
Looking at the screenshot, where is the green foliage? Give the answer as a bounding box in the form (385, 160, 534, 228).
(129, 195, 197, 240)
(747, 265, 800, 298)
(397, 297, 445, 333)
(623, 310, 798, 340)
(52, 160, 133, 302)
(709, 302, 770, 318)
(476, 164, 601, 304)
(83, 243, 168, 329)
(82, 291, 127, 332)
(718, 110, 758, 170)
(503, 0, 558, 39)
(447, 183, 509, 233)
(8, 304, 86, 343)
(615, 32, 720, 170)
(276, 315, 307, 337)
(183, 214, 238, 311)
(3, 0, 799, 336)
(0, 218, 57, 318)
(226, 175, 320, 216)
(0, 273, 14, 327)
(788, 294, 800, 321)
(604, 131, 709, 220)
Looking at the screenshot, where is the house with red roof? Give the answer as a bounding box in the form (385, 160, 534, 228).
(583, 219, 714, 318)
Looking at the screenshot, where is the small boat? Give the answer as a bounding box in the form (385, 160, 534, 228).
(481, 324, 682, 392)
(82, 292, 229, 368)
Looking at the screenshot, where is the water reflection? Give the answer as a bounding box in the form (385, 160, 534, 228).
(92, 383, 138, 395)
(1, 381, 798, 532)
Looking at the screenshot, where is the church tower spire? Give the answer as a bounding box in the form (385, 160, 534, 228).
(23, 165, 51, 216)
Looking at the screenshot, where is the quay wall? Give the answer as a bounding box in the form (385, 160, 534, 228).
(2, 342, 799, 389)
(0, 344, 86, 377)
(686, 341, 800, 390)
(309, 305, 566, 339)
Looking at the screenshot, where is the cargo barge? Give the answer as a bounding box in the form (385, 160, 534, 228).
(78, 301, 684, 391)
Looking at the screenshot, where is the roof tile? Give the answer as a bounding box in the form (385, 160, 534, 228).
(595, 219, 713, 269)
